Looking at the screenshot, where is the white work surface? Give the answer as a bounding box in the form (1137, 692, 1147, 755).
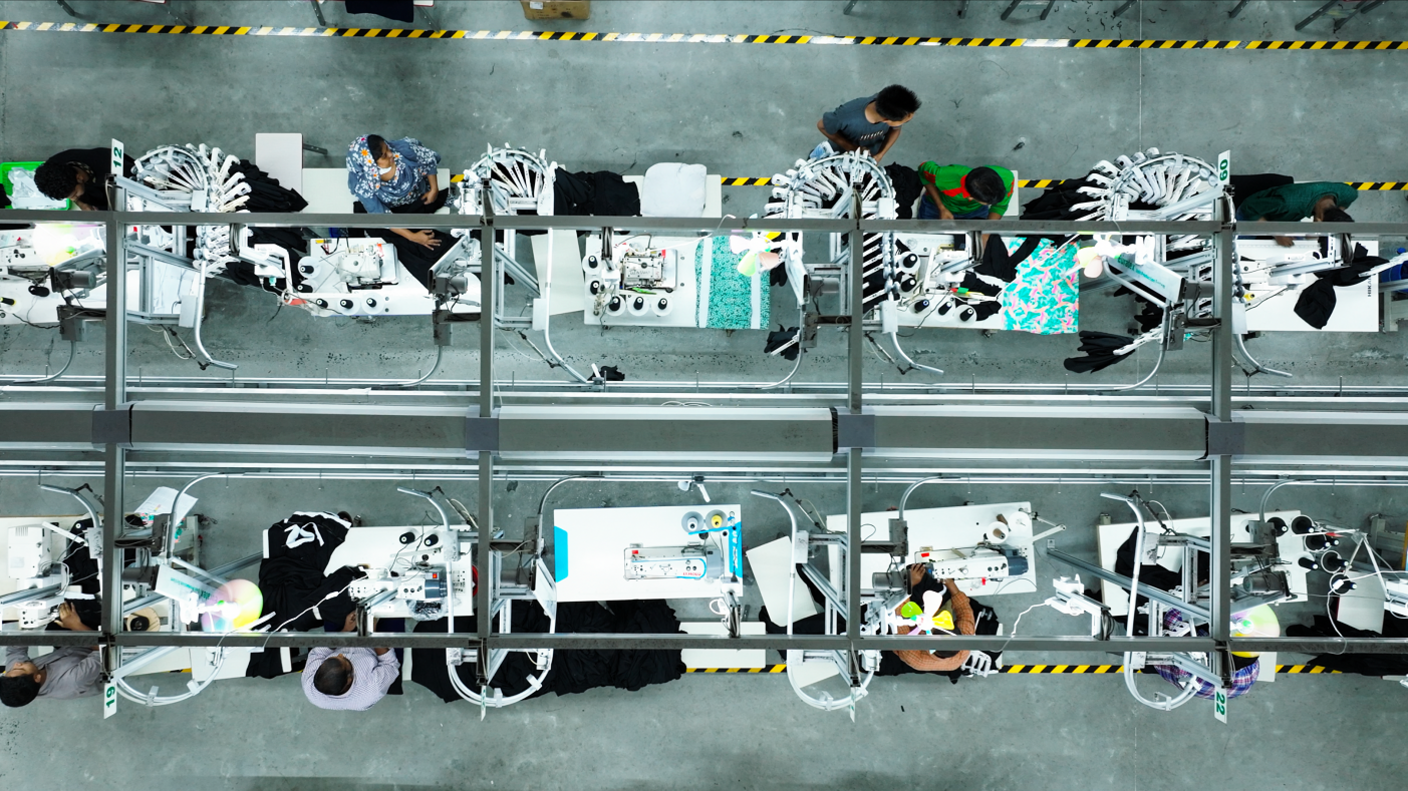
(746, 535, 820, 628)
(623, 174, 723, 219)
(1242, 239, 1379, 332)
(825, 502, 1038, 598)
(680, 621, 766, 669)
(553, 504, 740, 603)
(301, 167, 453, 216)
(1097, 510, 1310, 618)
(321, 526, 473, 618)
(255, 133, 304, 196)
(530, 229, 587, 316)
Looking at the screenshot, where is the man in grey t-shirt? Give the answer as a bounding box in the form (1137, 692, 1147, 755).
(1, 603, 103, 707)
(816, 85, 920, 163)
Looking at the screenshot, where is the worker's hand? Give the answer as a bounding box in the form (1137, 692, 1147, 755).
(342, 611, 359, 633)
(939, 204, 955, 221)
(908, 563, 928, 587)
(407, 230, 441, 250)
(57, 602, 86, 631)
(422, 185, 439, 205)
(1274, 235, 1294, 247)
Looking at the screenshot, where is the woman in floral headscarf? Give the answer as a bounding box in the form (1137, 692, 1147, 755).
(346, 134, 449, 284)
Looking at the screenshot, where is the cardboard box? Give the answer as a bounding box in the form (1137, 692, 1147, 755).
(521, 1, 590, 20)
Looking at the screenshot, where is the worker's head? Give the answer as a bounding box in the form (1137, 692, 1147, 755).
(1312, 193, 1353, 223)
(1320, 207, 1354, 223)
(874, 85, 921, 126)
(964, 167, 1006, 206)
(34, 161, 87, 202)
(0, 661, 45, 707)
(364, 135, 391, 167)
(313, 654, 355, 696)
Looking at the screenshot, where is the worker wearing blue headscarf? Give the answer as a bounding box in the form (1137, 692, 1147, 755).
(346, 134, 444, 252)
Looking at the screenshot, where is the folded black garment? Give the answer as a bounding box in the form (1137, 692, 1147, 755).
(1063, 330, 1134, 373)
(885, 163, 923, 220)
(765, 325, 801, 360)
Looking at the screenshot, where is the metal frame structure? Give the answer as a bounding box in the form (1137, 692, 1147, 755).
(3, 188, 1408, 708)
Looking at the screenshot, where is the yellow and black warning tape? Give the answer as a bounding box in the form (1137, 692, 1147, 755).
(454, 173, 1406, 191)
(5, 21, 1408, 51)
(687, 663, 1342, 675)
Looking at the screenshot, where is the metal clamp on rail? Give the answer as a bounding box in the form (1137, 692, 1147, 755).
(91, 403, 135, 448)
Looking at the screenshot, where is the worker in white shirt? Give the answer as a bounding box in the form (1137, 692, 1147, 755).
(301, 611, 399, 711)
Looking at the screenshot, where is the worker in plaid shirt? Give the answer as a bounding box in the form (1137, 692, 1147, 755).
(1152, 608, 1259, 699)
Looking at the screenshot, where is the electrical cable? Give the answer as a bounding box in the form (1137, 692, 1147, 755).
(7, 340, 76, 385)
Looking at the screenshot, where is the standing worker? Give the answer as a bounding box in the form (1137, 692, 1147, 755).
(815, 85, 921, 164)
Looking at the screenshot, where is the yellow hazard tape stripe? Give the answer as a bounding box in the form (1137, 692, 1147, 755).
(456, 173, 1406, 190)
(2, 22, 1406, 51)
(686, 664, 1341, 675)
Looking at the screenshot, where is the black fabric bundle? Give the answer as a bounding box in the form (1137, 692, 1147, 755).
(1063, 330, 1135, 373)
(216, 161, 309, 291)
(410, 600, 686, 703)
(765, 325, 801, 360)
(1286, 615, 1408, 677)
(1293, 243, 1384, 329)
(346, 0, 415, 22)
(246, 512, 361, 679)
(553, 169, 641, 216)
(885, 163, 924, 220)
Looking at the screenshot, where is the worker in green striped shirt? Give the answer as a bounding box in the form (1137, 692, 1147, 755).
(917, 163, 1015, 221)
(1236, 181, 1357, 247)
(918, 163, 1014, 254)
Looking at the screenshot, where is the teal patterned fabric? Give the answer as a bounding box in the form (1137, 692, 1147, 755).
(695, 236, 769, 330)
(998, 237, 1080, 335)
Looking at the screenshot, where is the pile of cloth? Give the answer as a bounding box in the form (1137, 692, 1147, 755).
(245, 512, 360, 679)
(221, 159, 310, 292)
(410, 599, 685, 702)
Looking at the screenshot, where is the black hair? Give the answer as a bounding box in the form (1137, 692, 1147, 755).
(966, 167, 1006, 206)
(1322, 207, 1354, 223)
(0, 674, 42, 707)
(1231, 654, 1258, 671)
(932, 650, 960, 660)
(364, 135, 389, 161)
(874, 85, 920, 122)
(34, 160, 79, 202)
(313, 655, 353, 696)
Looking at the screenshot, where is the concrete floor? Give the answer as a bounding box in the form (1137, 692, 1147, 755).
(2, 2, 1408, 789)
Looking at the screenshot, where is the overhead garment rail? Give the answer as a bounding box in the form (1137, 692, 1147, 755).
(10, 400, 1408, 467)
(7, 19, 1408, 51)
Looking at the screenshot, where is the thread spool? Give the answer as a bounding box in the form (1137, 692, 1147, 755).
(1291, 515, 1316, 534)
(1297, 555, 1319, 571)
(899, 275, 918, 293)
(628, 295, 649, 316)
(589, 280, 602, 295)
(985, 520, 1010, 545)
(899, 252, 920, 273)
(1267, 516, 1288, 536)
(1329, 573, 1356, 595)
(339, 299, 353, 310)
(607, 295, 624, 314)
(1318, 550, 1347, 573)
(704, 509, 726, 530)
(1304, 533, 1338, 552)
(912, 298, 931, 313)
(653, 297, 672, 316)
(681, 511, 704, 533)
(958, 306, 976, 322)
(583, 255, 600, 273)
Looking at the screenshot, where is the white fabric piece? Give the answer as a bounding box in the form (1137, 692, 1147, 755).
(639, 163, 707, 218)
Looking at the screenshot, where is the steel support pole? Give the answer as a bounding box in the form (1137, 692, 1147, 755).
(846, 197, 863, 649)
(102, 199, 127, 665)
(1208, 207, 1235, 680)
(475, 184, 495, 683)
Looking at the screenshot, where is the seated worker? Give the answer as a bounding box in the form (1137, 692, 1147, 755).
(917, 163, 1014, 222)
(346, 134, 448, 285)
(301, 610, 399, 711)
(816, 85, 921, 164)
(885, 564, 977, 673)
(1, 603, 102, 707)
(1236, 178, 1357, 247)
(1150, 608, 1260, 700)
(34, 148, 136, 211)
